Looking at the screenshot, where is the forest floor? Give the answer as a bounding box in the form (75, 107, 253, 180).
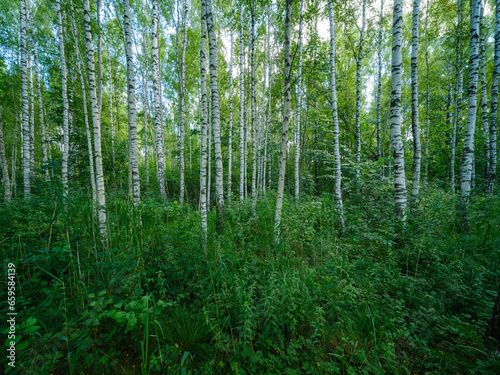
(1, 177, 500, 374)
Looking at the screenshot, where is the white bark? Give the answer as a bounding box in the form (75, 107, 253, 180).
(479, 2, 490, 178)
(239, 8, 245, 202)
(390, 0, 408, 224)
(251, 1, 257, 215)
(451, 0, 462, 192)
(139, 41, 150, 187)
(295, 0, 304, 199)
(228, 0, 234, 203)
(205, 0, 225, 228)
(460, 0, 480, 201)
(29, 49, 35, 174)
(152, 0, 167, 200)
(34, 42, 49, 181)
(84, 0, 107, 240)
(69, 0, 97, 206)
(0, 106, 11, 202)
(488, 0, 500, 193)
(123, 0, 141, 208)
(274, 0, 292, 242)
(377, 0, 383, 160)
(56, 0, 69, 198)
(108, 45, 115, 169)
(355, 0, 367, 179)
(411, 0, 421, 201)
(424, 0, 430, 182)
(328, 0, 345, 233)
(200, 0, 208, 242)
(179, 0, 188, 207)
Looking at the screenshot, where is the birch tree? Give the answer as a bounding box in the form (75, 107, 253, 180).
(479, 1, 489, 178)
(376, 0, 383, 160)
(239, 7, 245, 202)
(227, 0, 234, 203)
(390, 0, 407, 224)
(34, 42, 49, 181)
(424, 0, 430, 182)
(200, 0, 209, 241)
(451, 0, 462, 192)
(84, 0, 107, 240)
(329, 0, 345, 234)
(251, 0, 258, 215)
(205, 0, 225, 229)
(123, 0, 141, 207)
(56, 0, 69, 198)
(355, 0, 367, 179)
(274, 0, 292, 242)
(295, 0, 304, 199)
(488, 0, 500, 194)
(460, 0, 480, 213)
(20, 0, 30, 198)
(178, 0, 188, 207)
(0, 105, 11, 203)
(411, 0, 421, 202)
(152, 0, 167, 201)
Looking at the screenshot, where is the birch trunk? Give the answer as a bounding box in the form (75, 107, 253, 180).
(266, 8, 272, 193)
(328, 0, 345, 234)
(205, 0, 225, 229)
(123, 0, 141, 208)
(152, 0, 167, 200)
(411, 0, 421, 202)
(97, 0, 103, 119)
(424, 0, 430, 182)
(460, 0, 480, 205)
(227, 0, 234, 203)
(29, 50, 35, 173)
(274, 0, 292, 242)
(355, 0, 367, 179)
(108, 45, 115, 170)
(34, 42, 49, 181)
(0, 106, 11, 202)
(179, 0, 188, 207)
(479, 2, 490, 178)
(70, 0, 97, 205)
(451, 0, 462, 192)
(56, 0, 69, 198)
(84, 0, 107, 240)
(239, 8, 245, 202)
(140, 43, 150, 187)
(488, 0, 500, 194)
(295, 0, 304, 199)
(390, 0, 408, 224)
(251, 0, 257, 215)
(377, 0, 383, 160)
(200, 0, 208, 242)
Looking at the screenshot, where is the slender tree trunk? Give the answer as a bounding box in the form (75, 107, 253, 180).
(108, 45, 115, 171)
(200, 0, 209, 242)
(97, 0, 103, 119)
(140, 41, 150, 188)
(70, 0, 97, 206)
(488, 0, 500, 194)
(239, 7, 245, 203)
(294, 0, 304, 199)
(208, 92, 212, 211)
(34, 42, 49, 181)
(355, 0, 367, 179)
(84, 0, 107, 241)
(460, 0, 481, 224)
(0, 106, 11, 203)
(424, 0, 430, 182)
(228, 0, 234, 203)
(123, 0, 141, 208)
(411, 0, 421, 202)
(29, 49, 35, 174)
(178, 0, 188, 207)
(56, 0, 69, 198)
(251, 0, 257, 215)
(274, 0, 292, 242)
(328, 0, 345, 234)
(377, 0, 384, 161)
(205, 0, 225, 229)
(479, 2, 490, 180)
(152, 0, 167, 200)
(390, 0, 408, 225)
(451, 0, 462, 193)
(266, 8, 272, 194)
(11, 101, 18, 196)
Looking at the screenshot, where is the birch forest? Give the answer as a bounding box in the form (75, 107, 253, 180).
(2, 0, 500, 373)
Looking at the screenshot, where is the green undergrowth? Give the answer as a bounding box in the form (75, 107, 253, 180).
(1, 179, 500, 374)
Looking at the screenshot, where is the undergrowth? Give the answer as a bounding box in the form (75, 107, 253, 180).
(1, 177, 500, 374)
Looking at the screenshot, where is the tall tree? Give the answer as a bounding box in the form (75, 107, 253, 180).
(376, 0, 384, 160)
(84, 0, 107, 241)
(0, 105, 11, 202)
(411, 0, 421, 202)
(451, 0, 462, 192)
(488, 0, 500, 194)
(328, 0, 345, 234)
(274, 0, 292, 242)
(460, 0, 481, 226)
(20, 0, 30, 198)
(123, 0, 141, 208)
(355, 0, 367, 179)
(479, 0, 489, 178)
(200, 0, 209, 242)
(228, 0, 234, 203)
(390, 0, 407, 224)
(34, 42, 49, 181)
(178, 0, 188, 207)
(424, 0, 430, 182)
(205, 0, 225, 229)
(251, 0, 257, 215)
(295, 0, 304, 200)
(152, 0, 167, 201)
(239, 7, 245, 203)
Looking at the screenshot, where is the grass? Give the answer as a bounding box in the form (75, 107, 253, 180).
(1, 176, 500, 374)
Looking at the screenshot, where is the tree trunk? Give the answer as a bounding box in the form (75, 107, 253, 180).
(424, 0, 430, 182)
(0, 106, 11, 203)
(139, 40, 150, 188)
(294, 0, 304, 199)
(97, 0, 103, 120)
(200, 0, 209, 242)
(29, 49, 35, 174)
(56, 0, 69, 198)
(274, 0, 292, 242)
(251, 0, 257, 215)
(451, 0, 462, 193)
(479, 1, 490, 179)
(123, 0, 141, 208)
(377, 0, 384, 161)
(488, 0, 500, 194)
(390, 0, 408, 225)
(411, 0, 421, 203)
(460, 0, 481, 224)
(178, 0, 188, 207)
(227, 0, 234, 203)
(109, 45, 115, 172)
(84, 0, 107, 241)
(69, 0, 97, 206)
(152, 0, 167, 201)
(355, 0, 367, 179)
(20, 0, 30, 198)
(34, 42, 49, 181)
(239, 7, 245, 203)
